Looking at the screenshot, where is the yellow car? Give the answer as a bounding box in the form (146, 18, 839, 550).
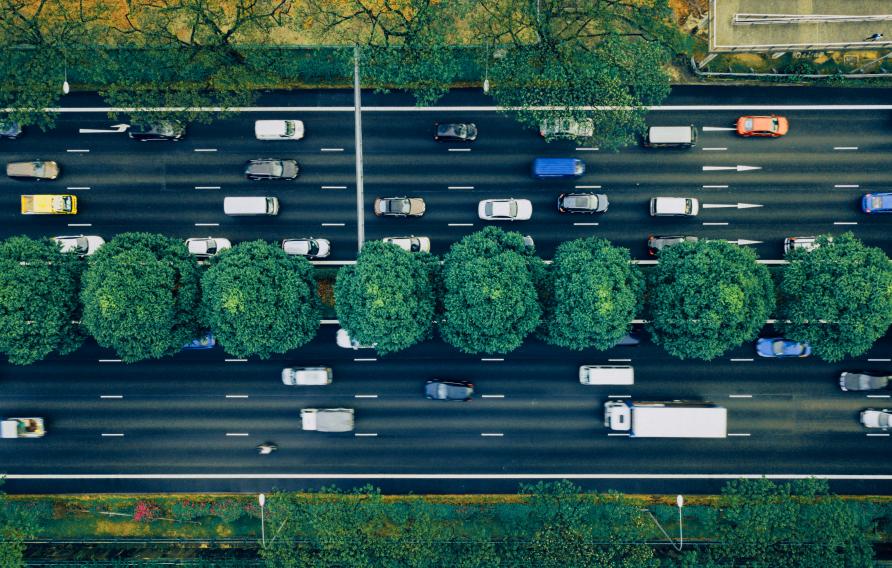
(21, 194, 77, 214)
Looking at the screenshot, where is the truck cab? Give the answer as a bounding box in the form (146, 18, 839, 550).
(1, 417, 45, 438)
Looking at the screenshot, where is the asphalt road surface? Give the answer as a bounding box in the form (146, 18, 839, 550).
(2, 86, 892, 494)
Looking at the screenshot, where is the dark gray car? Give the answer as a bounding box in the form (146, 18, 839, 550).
(557, 192, 608, 213)
(425, 379, 474, 401)
(840, 371, 891, 391)
(245, 158, 299, 180)
(128, 121, 185, 141)
(0, 121, 22, 139)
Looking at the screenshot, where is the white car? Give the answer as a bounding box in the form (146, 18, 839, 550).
(281, 367, 332, 386)
(52, 235, 105, 256)
(336, 328, 377, 350)
(650, 197, 699, 217)
(382, 236, 431, 253)
(478, 199, 533, 221)
(185, 237, 232, 258)
(783, 236, 831, 254)
(254, 119, 305, 140)
(861, 409, 892, 429)
(282, 238, 331, 258)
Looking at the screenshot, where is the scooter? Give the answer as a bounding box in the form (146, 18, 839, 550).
(257, 443, 278, 455)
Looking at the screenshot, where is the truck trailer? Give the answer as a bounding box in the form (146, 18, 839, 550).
(604, 400, 727, 438)
(300, 408, 354, 432)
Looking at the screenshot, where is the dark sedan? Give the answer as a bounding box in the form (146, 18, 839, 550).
(557, 192, 608, 213)
(840, 371, 891, 392)
(128, 121, 186, 141)
(434, 123, 477, 142)
(424, 379, 474, 401)
(245, 158, 299, 180)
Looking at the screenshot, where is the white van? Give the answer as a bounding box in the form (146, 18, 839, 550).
(223, 196, 279, 216)
(255, 120, 304, 140)
(642, 125, 697, 148)
(579, 365, 635, 386)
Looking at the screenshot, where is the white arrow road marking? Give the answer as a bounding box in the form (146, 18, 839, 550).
(78, 123, 129, 133)
(702, 203, 763, 209)
(702, 165, 762, 171)
(702, 126, 737, 131)
(724, 239, 763, 245)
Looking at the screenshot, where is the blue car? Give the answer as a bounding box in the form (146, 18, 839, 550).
(183, 332, 216, 350)
(756, 337, 811, 358)
(862, 193, 892, 213)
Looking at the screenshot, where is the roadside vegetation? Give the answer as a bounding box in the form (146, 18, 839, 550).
(0, 478, 882, 566)
(0, 231, 890, 364)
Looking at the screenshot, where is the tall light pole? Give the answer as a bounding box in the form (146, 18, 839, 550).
(642, 494, 684, 551)
(483, 43, 490, 94)
(62, 60, 70, 95)
(258, 493, 266, 547)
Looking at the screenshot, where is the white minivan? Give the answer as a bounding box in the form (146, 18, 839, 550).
(223, 196, 280, 216)
(255, 120, 304, 140)
(650, 197, 699, 217)
(579, 365, 635, 386)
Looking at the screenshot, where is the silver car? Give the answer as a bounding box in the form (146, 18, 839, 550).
(52, 235, 105, 256)
(861, 409, 892, 429)
(282, 238, 331, 259)
(281, 367, 332, 386)
(839, 372, 890, 392)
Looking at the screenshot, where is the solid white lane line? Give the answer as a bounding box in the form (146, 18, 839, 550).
(225, 395, 249, 399)
(354, 358, 377, 362)
(355, 394, 378, 398)
(481, 358, 504, 362)
(573, 222, 599, 226)
(447, 148, 471, 152)
(225, 433, 250, 437)
(481, 395, 505, 398)
(867, 395, 891, 398)
(607, 433, 630, 436)
(100, 395, 123, 399)
(66, 149, 89, 153)
(225, 358, 248, 362)
(101, 433, 124, 437)
(835, 184, 859, 188)
(98, 359, 122, 363)
(833, 147, 858, 150)
(18, 472, 892, 479)
(67, 186, 91, 190)
(355, 433, 378, 437)
(321, 222, 346, 227)
(195, 186, 220, 190)
(67, 223, 92, 227)
(608, 358, 631, 362)
(729, 394, 753, 398)
(194, 148, 217, 152)
(481, 433, 504, 437)
(608, 395, 631, 399)
(867, 358, 891, 362)
(195, 223, 219, 227)
(728, 433, 751, 437)
(703, 222, 729, 226)
(321, 185, 347, 189)
(834, 221, 858, 225)
(321, 148, 344, 152)
(448, 223, 474, 227)
(448, 186, 475, 189)
(730, 358, 754, 362)
(702, 185, 728, 188)
(867, 433, 890, 437)
(575, 185, 602, 189)
(702, 147, 727, 151)
(575, 147, 599, 151)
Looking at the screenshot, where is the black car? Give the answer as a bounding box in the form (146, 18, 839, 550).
(128, 122, 186, 141)
(425, 379, 474, 401)
(557, 192, 608, 213)
(0, 121, 22, 139)
(434, 122, 477, 142)
(647, 235, 699, 256)
(245, 158, 299, 180)
(840, 371, 891, 392)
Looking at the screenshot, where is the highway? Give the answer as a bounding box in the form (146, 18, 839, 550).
(1, 85, 892, 494)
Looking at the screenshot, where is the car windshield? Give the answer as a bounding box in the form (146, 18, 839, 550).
(744, 118, 754, 130)
(74, 237, 88, 251)
(872, 196, 885, 209)
(284, 121, 295, 136)
(771, 117, 779, 130)
(685, 200, 692, 214)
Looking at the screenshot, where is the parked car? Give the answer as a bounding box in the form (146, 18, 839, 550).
(7, 159, 60, 180)
(185, 237, 232, 258)
(244, 158, 299, 180)
(0, 121, 22, 139)
(647, 235, 698, 256)
(840, 371, 891, 392)
(557, 192, 608, 213)
(128, 122, 185, 141)
(382, 236, 431, 253)
(255, 119, 304, 140)
(281, 367, 333, 386)
(736, 115, 788, 137)
(183, 332, 216, 350)
(755, 337, 812, 358)
(861, 409, 892, 429)
(862, 193, 892, 214)
(539, 117, 595, 139)
(52, 235, 105, 256)
(650, 197, 699, 217)
(478, 198, 533, 221)
(434, 122, 477, 142)
(783, 236, 824, 253)
(522, 235, 535, 249)
(335, 328, 377, 350)
(282, 238, 331, 258)
(374, 197, 425, 217)
(425, 379, 474, 401)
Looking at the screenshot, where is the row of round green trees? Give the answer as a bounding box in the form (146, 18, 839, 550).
(0, 232, 320, 364)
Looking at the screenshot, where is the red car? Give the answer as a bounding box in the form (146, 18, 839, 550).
(736, 115, 788, 137)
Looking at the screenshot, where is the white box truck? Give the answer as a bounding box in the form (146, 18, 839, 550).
(604, 401, 727, 438)
(301, 408, 354, 432)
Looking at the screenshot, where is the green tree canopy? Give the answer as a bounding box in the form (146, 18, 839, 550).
(777, 233, 892, 362)
(646, 240, 775, 360)
(335, 240, 437, 356)
(0, 236, 85, 365)
(80, 232, 201, 363)
(539, 237, 643, 350)
(201, 240, 320, 358)
(439, 227, 544, 354)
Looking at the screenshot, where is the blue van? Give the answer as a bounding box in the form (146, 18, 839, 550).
(532, 158, 585, 179)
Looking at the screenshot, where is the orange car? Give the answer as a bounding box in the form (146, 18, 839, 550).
(736, 115, 788, 137)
